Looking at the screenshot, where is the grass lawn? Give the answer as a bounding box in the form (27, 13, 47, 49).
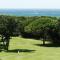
(0, 37, 60, 60)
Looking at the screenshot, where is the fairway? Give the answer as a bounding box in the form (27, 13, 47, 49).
(0, 37, 60, 60)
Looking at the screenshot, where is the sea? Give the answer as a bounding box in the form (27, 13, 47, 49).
(0, 9, 60, 16)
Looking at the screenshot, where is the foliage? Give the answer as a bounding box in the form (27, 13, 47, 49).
(0, 15, 60, 49)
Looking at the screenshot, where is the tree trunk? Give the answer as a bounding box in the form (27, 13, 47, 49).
(43, 39, 45, 45)
(43, 32, 46, 45)
(5, 38, 10, 51)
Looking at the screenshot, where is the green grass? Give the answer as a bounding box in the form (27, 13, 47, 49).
(0, 37, 60, 60)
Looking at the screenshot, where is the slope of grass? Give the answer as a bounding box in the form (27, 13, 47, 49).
(0, 37, 60, 60)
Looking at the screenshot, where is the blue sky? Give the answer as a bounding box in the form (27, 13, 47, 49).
(0, 0, 60, 9)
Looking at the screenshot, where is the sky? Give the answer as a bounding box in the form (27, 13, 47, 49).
(0, 0, 60, 9)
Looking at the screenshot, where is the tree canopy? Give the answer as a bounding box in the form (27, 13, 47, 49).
(0, 15, 60, 50)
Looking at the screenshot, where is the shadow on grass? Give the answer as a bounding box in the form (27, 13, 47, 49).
(35, 43, 60, 47)
(6, 49, 35, 53)
(0, 44, 35, 53)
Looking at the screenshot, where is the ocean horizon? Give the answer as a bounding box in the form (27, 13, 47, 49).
(0, 9, 60, 16)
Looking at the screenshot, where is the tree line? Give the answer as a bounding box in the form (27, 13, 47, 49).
(0, 15, 60, 51)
